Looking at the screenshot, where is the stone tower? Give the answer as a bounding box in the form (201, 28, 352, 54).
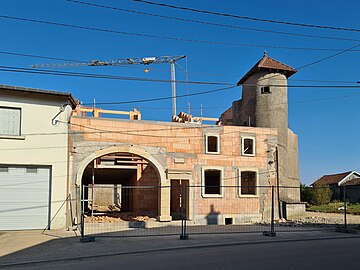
(220, 52, 300, 202)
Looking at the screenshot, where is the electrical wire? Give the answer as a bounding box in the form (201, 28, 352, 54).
(0, 51, 86, 63)
(3, 88, 360, 139)
(133, 0, 360, 33)
(0, 64, 234, 85)
(2, 49, 360, 84)
(296, 43, 360, 70)
(1, 15, 360, 52)
(82, 84, 360, 106)
(67, 0, 360, 43)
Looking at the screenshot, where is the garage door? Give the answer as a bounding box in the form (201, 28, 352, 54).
(0, 166, 51, 230)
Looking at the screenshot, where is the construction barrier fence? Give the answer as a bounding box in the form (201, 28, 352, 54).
(79, 184, 360, 241)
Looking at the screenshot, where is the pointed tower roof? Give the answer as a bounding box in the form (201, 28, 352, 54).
(238, 52, 297, 85)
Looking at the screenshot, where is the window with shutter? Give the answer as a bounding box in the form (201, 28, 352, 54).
(0, 107, 21, 136)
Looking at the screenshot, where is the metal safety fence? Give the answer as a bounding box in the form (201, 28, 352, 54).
(78, 184, 360, 241)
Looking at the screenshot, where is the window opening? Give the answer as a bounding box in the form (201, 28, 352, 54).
(261, 86, 271, 94)
(0, 166, 9, 173)
(243, 138, 254, 155)
(206, 135, 219, 153)
(241, 171, 257, 195)
(225, 217, 233, 225)
(26, 168, 38, 174)
(204, 170, 221, 195)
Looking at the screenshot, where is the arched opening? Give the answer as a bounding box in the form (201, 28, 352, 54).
(81, 152, 161, 221)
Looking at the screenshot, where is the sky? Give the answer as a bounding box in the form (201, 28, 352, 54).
(0, 0, 359, 185)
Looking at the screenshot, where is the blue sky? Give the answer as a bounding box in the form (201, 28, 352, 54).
(1, 0, 359, 184)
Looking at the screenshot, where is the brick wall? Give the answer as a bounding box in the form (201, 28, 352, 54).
(70, 117, 277, 219)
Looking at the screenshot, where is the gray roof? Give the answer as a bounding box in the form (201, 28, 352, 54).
(0, 84, 77, 108)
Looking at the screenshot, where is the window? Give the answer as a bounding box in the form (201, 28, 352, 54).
(261, 86, 271, 94)
(240, 171, 257, 195)
(0, 166, 9, 173)
(242, 137, 255, 156)
(203, 169, 222, 196)
(205, 135, 219, 154)
(0, 107, 21, 136)
(26, 168, 38, 174)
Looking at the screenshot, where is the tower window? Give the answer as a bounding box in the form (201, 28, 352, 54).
(261, 86, 271, 94)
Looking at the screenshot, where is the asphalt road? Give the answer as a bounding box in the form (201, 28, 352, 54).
(4, 237, 360, 270)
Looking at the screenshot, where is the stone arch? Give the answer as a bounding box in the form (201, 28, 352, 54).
(75, 144, 171, 221)
(75, 145, 166, 186)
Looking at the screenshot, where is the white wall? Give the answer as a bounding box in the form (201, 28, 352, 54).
(0, 93, 73, 229)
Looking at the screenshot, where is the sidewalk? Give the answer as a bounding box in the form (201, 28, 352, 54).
(0, 229, 359, 267)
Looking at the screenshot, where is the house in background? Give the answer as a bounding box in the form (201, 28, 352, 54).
(0, 85, 76, 230)
(312, 171, 360, 203)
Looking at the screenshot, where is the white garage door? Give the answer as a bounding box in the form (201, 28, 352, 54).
(0, 166, 51, 230)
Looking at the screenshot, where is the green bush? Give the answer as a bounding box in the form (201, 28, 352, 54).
(311, 183, 332, 205)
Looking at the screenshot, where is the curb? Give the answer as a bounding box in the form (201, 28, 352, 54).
(0, 234, 359, 268)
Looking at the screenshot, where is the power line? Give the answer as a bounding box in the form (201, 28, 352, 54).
(0, 89, 357, 143)
(2, 91, 358, 138)
(81, 84, 360, 106)
(296, 43, 360, 70)
(253, 42, 360, 84)
(81, 85, 238, 105)
(0, 51, 86, 63)
(66, 0, 360, 43)
(0, 65, 234, 85)
(1, 15, 360, 52)
(2, 49, 359, 84)
(133, 0, 360, 33)
(1, 63, 359, 106)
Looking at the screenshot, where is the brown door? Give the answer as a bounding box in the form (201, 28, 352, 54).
(170, 180, 189, 220)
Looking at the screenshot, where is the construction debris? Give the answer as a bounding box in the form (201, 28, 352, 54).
(84, 211, 156, 223)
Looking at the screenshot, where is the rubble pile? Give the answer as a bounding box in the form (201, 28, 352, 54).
(84, 211, 156, 223)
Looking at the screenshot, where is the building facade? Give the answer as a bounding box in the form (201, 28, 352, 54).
(0, 85, 76, 230)
(69, 114, 278, 224)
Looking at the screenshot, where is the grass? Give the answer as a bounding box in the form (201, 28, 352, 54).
(307, 202, 360, 215)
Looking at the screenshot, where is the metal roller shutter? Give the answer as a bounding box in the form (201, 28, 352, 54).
(0, 166, 51, 230)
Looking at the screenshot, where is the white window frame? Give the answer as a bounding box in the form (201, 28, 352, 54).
(241, 136, 256, 157)
(238, 168, 259, 197)
(201, 166, 224, 198)
(205, 134, 220, 154)
(0, 106, 22, 137)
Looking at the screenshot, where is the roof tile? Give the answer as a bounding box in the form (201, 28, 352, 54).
(238, 52, 297, 85)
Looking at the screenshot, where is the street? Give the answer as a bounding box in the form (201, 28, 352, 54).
(4, 237, 359, 270)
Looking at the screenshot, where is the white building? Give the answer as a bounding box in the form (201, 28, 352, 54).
(0, 85, 76, 230)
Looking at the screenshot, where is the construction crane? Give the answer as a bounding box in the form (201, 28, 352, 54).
(32, 55, 186, 116)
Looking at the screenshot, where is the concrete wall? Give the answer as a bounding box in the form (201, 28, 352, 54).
(0, 92, 73, 229)
(69, 117, 278, 223)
